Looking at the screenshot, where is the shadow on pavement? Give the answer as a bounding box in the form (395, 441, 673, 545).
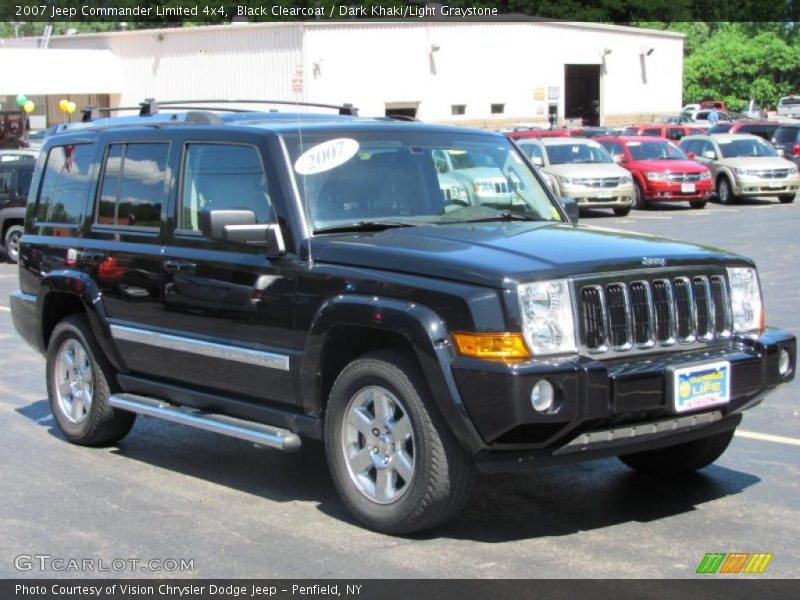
(16, 398, 760, 540)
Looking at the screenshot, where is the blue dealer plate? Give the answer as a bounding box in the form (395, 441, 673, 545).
(673, 360, 731, 413)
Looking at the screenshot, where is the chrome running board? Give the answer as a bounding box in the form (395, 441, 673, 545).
(108, 393, 302, 452)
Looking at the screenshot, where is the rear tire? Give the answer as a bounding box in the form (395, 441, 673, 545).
(632, 181, 647, 209)
(4, 224, 24, 263)
(324, 350, 472, 534)
(613, 206, 631, 216)
(618, 428, 735, 476)
(778, 194, 795, 204)
(689, 200, 707, 209)
(46, 315, 135, 446)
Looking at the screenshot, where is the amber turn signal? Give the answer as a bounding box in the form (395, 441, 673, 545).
(452, 332, 531, 360)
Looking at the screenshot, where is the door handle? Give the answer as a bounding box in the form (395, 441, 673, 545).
(163, 260, 197, 272)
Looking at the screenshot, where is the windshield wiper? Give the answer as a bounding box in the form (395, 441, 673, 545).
(313, 220, 417, 234)
(459, 211, 542, 224)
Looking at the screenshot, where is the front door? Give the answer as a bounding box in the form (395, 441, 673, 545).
(159, 139, 298, 406)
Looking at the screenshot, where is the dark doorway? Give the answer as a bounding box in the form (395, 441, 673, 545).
(385, 106, 418, 119)
(565, 64, 601, 126)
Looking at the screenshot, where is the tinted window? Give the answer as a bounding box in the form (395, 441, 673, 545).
(16, 169, 33, 197)
(779, 97, 800, 106)
(36, 144, 95, 225)
(774, 127, 800, 144)
(181, 144, 272, 232)
(96, 143, 168, 228)
(643, 128, 662, 137)
(0, 169, 11, 196)
(666, 128, 684, 140)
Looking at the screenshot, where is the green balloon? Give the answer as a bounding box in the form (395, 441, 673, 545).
(16, 94, 26, 106)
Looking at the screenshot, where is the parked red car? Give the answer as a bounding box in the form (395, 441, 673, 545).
(620, 124, 705, 141)
(506, 129, 572, 140)
(596, 136, 713, 209)
(700, 100, 727, 111)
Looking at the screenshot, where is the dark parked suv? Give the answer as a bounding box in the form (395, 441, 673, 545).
(0, 157, 35, 262)
(10, 101, 796, 534)
(772, 124, 800, 168)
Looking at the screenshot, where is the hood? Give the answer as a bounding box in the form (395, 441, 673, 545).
(716, 156, 797, 169)
(312, 222, 744, 289)
(630, 159, 708, 173)
(450, 167, 506, 181)
(544, 163, 628, 178)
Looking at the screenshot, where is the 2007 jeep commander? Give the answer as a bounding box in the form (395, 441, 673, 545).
(10, 101, 796, 534)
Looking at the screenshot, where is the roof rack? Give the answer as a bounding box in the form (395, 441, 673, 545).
(80, 98, 358, 123)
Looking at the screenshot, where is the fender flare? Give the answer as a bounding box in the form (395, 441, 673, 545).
(38, 270, 127, 372)
(299, 294, 486, 452)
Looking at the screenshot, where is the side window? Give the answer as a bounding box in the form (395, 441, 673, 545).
(16, 169, 33, 198)
(35, 144, 95, 225)
(520, 143, 544, 165)
(699, 141, 717, 159)
(681, 140, 698, 155)
(0, 169, 11, 196)
(643, 128, 662, 137)
(96, 143, 168, 228)
(667, 128, 684, 141)
(180, 143, 272, 233)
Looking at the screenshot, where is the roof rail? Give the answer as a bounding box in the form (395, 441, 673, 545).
(155, 99, 359, 116)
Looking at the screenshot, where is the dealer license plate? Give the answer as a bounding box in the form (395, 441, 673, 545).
(673, 361, 730, 413)
(681, 183, 696, 193)
(596, 190, 611, 198)
(768, 180, 782, 188)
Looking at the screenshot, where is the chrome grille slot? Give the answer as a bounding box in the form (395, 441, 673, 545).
(581, 286, 607, 351)
(710, 276, 731, 335)
(577, 270, 732, 355)
(652, 279, 675, 344)
(629, 281, 653, 346)
(606, 283, 631, 349)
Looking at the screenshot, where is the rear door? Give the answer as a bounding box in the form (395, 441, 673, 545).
(158, 134, 299, 406)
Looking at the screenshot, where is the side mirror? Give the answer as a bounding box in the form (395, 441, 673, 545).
(776, 148, 785, 157)
(703, 150, 716, 159)
(687, 152, 695, 160)
(560, 197, 579, 223)
(199, 209, 286, 255)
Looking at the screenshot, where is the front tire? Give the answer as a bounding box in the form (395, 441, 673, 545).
(324, 351, 472, 534)
(632, 181, 647, 209)
(4, 224, 24, 263)
(46, 315, 135, 446)
(778, 193, 795, 204)
(613, 206, 631, 216)
(717, 176, 737, 204)
(618, 428, 735, 476)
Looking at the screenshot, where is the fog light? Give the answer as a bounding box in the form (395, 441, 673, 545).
(531, 380, 555, 413)
(778, 348, 792, 376)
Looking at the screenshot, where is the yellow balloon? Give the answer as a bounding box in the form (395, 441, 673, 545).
(67, 101, 77, 114)
(58, 99, 69, 112)
(23, 100, 35, 113)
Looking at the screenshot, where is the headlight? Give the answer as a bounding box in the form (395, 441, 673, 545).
(699, 171, 712, 180)
(446, 185, 469, 202)
(560, 176, 591, 186)
(645, 171, 668, 180)
(473, 179, 496, 194)
(789, 165, 799, 175)
(518, 280, 577, 355)
(619, 174, 632, 184)
(727, 267, 764, 334)
(735, 167, 756, 177)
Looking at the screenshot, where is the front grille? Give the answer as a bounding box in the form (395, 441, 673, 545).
(761, 169, 791, 179)
(579, 272, 732, 354)
(585, 177, 621, 188)
(493, 181, 509, 193)
(667, 172, 702, 182)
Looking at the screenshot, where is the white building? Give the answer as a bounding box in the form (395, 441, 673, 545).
(2, 21, 684, 128)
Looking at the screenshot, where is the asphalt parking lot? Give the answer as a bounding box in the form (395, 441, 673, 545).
(0, 196, 797, 579)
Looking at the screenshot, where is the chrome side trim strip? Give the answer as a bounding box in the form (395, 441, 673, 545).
(110, 324, 290, 371)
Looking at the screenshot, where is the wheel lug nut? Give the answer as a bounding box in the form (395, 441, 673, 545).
(372, 428, 380, 436)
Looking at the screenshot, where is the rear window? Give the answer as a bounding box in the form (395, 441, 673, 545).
(96, 143, 169, 229)
(779, 97, 800, 106)
(708, 124, 732, 134)
(774, 127, 800, 144)
(35, 144, 96, 225)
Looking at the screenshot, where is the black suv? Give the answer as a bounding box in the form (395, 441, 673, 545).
(0, 157, 35, 262)
(772, 124, 800, 168)
(10, 101, 796, 534)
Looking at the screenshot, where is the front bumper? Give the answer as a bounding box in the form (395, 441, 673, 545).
(643, 179, 713, 201)
(561, 184, 634, 209)
(449, 328, 795, 472)
(732, 175, 800, 197)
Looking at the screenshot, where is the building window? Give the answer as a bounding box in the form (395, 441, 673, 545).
(491, 103, 505, 115)
(451, 104, 466, 116)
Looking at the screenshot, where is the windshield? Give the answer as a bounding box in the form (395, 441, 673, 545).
(717, 137, 778, 158)
(625, 140, 688, 161)
(544, 142, 612, 165)
(284, 131, 562, 232)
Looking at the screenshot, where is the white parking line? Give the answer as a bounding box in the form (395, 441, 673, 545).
(736, 430, 800, 447)
(0, 306, 9, 312)
(630, 215, 672, 219)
